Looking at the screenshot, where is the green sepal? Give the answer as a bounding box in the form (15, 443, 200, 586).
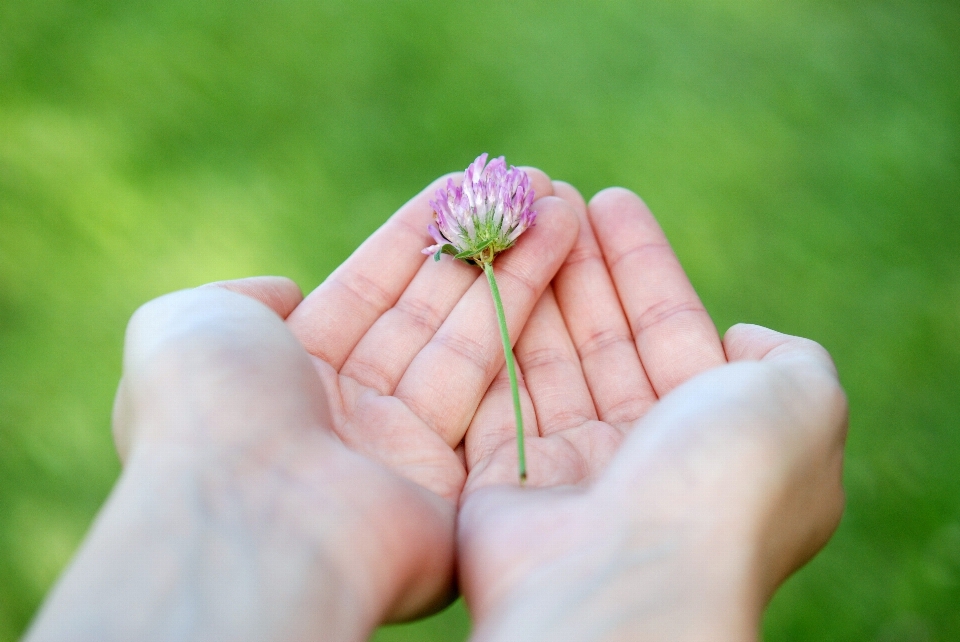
(434, 244, 458, 261)
(455, 238, 493, 260)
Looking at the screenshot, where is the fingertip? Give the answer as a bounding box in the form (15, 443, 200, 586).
(588, 186, 650, 217)
(434, 171, 463, 189)
(533, 195, 580, 252)
(552, 180, 587, 216)
(552, 182, 602, 266)
(518, 166, 554, 199)
(203, 276, 304, 319)
(503, 196, 579, 289)
(587, 187, 663, 244)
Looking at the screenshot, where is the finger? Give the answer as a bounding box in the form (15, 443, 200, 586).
(722, 323, 847, 460)
(201, 276, 303, 319)
(395, 196, 579, 446)
(463, 361, 539, 471)
(551, 182, 657, 424)
(723, 323, 839, 377)
(513, 287, 596, 434)
(516, 166, 554, 200)
(285, 173, 459, 369)
(339, 169, 555, 394)
(339, 255, 478, 394)
(464, 290, 622, 487)
(588, 188, 726, 396)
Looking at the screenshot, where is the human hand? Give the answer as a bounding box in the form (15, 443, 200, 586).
(458, 186, 848, 641)
(274, 169, 575, 619)
(26, 169, 579, 641)
(284, 171, 577, 504)
(27, 278, 459, 642)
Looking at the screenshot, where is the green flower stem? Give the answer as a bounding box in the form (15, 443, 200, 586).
(482, 261, 527, 484)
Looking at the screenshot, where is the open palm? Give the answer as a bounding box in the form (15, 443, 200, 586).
(464, 184, 727, 490)
(285, 172, 578, 504)
(98, 166, 580, 633)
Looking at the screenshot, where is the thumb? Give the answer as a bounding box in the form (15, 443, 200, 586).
(199, 276, 303, 319)
(723, 323, 839, 378)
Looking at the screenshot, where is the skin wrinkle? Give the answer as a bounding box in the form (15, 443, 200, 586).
(516, 344, 576, 375)
(551, 243, 659, 427)
(575, 327, 638, 362)
(432, 329, 494, 381)
(514, 294, 598, 428)
(559, 242, 607, 271)
(466, 375, 537, 465)
(552, 433, 593, 480)
(605, 240, 672, 274)
(286, 173, 463, 367)
(578, 363, 651, 416)
(491, 260, 541, 318)
(331, 269, 398, 329)
(393, 214, 438, 247)
(631, 299, 710, 336)
(392, 197, 577, 448)
(485, 371, 528, 397)
(469, 423, 529, 468)
(590, 393, 652, 429)
(396, 365, 481, 446)
(391, 290, 449, 336)
(339, 266, 478, 396)
(540, 408, 595, 433)
(569, 422, 624, 469)
(528, 386, 593, 430)
(290, 305, 341, 364)
(517, 345, 595, 431)
(339, 354, 396, 398)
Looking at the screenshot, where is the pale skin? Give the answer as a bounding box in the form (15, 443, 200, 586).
(24, 172, 847, 642)
(459, 184, 848, 641)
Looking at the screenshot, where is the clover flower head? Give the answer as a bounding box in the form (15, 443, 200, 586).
(422, 153, 536, 265)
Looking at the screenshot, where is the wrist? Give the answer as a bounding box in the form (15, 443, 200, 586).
(28, 429, 454, 641)
(26, 434, 373, 642)
(463, 487, 763, 642)
(152, 430, 457, 632)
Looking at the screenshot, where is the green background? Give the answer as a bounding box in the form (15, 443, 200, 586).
(1, 0, 958, 639)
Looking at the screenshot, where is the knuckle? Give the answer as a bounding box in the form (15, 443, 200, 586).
(632, 297, 706, 334)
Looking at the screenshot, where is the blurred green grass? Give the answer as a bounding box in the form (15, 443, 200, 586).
(1, 0, 958, 639)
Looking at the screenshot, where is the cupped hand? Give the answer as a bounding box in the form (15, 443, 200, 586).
(461, 185, 726, 489)
(101, 169, 577, 633)
(31, 167, 580, 641)
(458, 186, 848, 641)
(284, 171, 578, 505)
(87, 277, 453, 642)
